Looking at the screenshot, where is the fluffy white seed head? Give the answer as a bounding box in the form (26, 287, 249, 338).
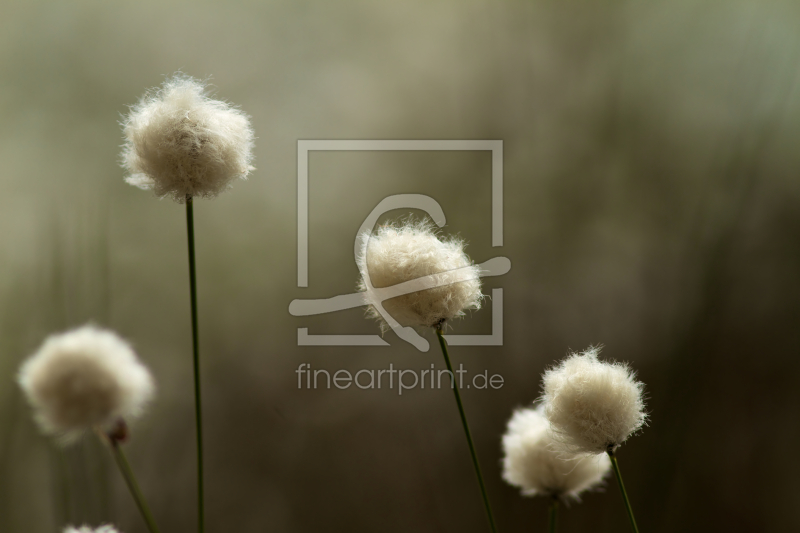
(121, 74, 255, 202)
(63, 526, 121, 533)
(541, 347, 646, 454)
(17, 325, 155, 443)
(502, 405, 610, 499)
(356, 218, 483, 331)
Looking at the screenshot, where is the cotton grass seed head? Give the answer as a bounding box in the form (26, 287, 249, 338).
(541, 347, 646, 455)
(64, 526, 121, 533)
(121, 73, 255, 202)
(502, 405, 610, 500)
(356, 218, 483, 331)
(18, 325, 155, 443)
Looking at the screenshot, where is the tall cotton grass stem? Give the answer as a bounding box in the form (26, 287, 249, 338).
(106, 435, 161, 533)
(435, 327, 497, 533)
(185, 196, 204, 533)
(607, 448, 640, 533)
(548, 496, 558, 533)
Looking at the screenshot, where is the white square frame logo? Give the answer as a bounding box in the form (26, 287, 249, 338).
(296, 140, 505, 348)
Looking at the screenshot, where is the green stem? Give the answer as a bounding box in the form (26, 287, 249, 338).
(186, 196, 204, 533)
(108, 441, 161, 533)
(53, 445, 72, 525)
(607, 449, 640, 533)
(435, 327, 498, 533)
(548, 496, 558, 533)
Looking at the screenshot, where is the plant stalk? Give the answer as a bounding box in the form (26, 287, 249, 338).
(186, 196, 204, 533)
(607, 449, 640, 533)
(109, 440, 161, 533)
(548, 496, 558, 533)
(435, 327, 498, 533)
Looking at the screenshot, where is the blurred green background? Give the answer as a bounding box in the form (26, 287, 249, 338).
(2, 1, 800, 532)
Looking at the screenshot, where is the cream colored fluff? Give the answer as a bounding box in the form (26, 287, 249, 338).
(356, 219, 483, 331)
(64, 526, 120, 533)
(121, 74, 254, 202)
(502, 406, 610, 499)
(18, 326, 154, 443)
(541, 347, 646, 454)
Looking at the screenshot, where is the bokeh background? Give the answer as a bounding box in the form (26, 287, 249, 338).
(2, 1, 800, 532)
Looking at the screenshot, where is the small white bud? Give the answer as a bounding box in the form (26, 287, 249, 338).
(17, 325, 155, 444)
(502, 406, 610, 499)
(541, 347, 647, 454)
(356, 218, 483, 331)
(63, 526, 121, 533)
(121, 73, 255, 202)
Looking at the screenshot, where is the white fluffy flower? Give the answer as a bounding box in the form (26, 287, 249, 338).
(63, 526, 121, 533)
(356, 219, 483, 331)
(541, 347, 646, 454)
(502, 406, 610, 499)
(121, 74, 255, 202)
(17, 325, 155, 443)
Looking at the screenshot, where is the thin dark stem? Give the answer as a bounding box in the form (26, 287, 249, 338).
(607, 449, 640, 533)
(108, 441, 161, 533)
(186, 196, 204, 533)
(435, 327, 498, 533)
(53, 446, 72, 525)
(548, 496, 558, 533)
